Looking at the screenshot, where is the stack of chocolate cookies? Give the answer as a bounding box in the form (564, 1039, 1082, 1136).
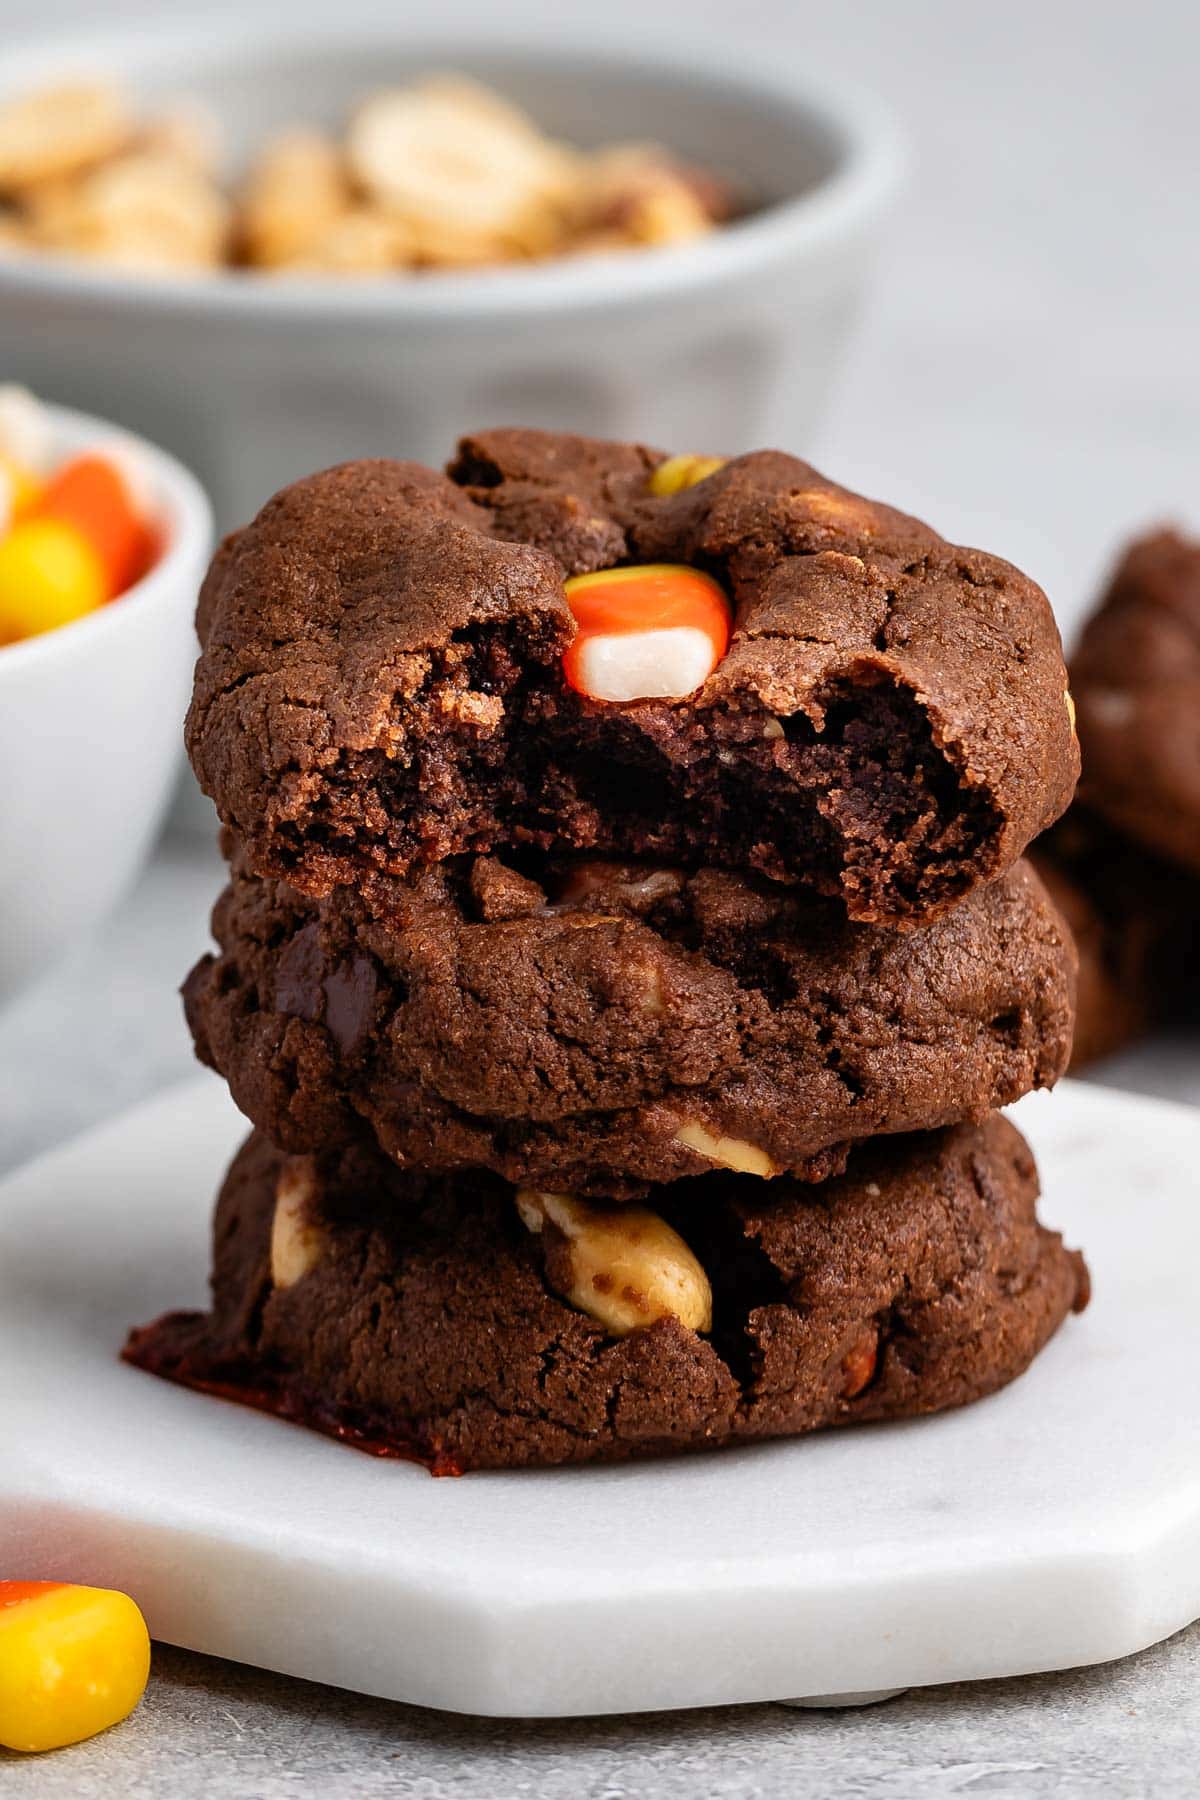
(126, 431, 1090, 1473)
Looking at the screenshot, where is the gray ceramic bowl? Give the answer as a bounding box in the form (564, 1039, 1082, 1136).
(0, 24, 903, 528)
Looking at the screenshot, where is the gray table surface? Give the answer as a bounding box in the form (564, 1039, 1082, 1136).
(4, 1627, 1200, 1800)
(3, 0, 1199, 1790)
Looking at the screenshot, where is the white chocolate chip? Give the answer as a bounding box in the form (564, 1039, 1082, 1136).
(792, 489, 878, 532)
(762, 715, 785, 741)
(516, 1188, 712, 1336)
(555, 863, 684, 909)
(673, 1121, 779, 1178)
(634, 960, 667, 1017)
(270, 1158, 327, 1289)
(626, 869, 685, 905)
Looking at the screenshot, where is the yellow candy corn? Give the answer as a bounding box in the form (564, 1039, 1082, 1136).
(0, 516, 108, 644)
(0, 453, 43, 525)
(0, 1581, 150, 1753)
(646, 452, 726, 497)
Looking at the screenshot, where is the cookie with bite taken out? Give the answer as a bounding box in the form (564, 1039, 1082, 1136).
(187, 431, 1079, 929)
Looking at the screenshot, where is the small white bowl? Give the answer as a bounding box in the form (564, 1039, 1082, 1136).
(0, 25, 903, 526)
(0, 405, 212, 1005)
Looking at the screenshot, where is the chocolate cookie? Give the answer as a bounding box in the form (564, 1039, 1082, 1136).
(124, 1116, 1089, 1474)
(1071, 528, 1200, 872)
(184, 847, 1076, 1198)
(187, 432, 1078, 928)
(1031, 806, 1200, 1067)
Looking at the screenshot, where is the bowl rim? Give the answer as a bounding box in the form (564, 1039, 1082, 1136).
(0, 400, 213, 681)
(0, 22, 905, 322)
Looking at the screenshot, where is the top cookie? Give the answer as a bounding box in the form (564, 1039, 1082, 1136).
(187, 431, 1078, 926)
(1071, 528, 1200, 873)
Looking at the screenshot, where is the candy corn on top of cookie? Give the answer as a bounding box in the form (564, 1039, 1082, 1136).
(562, 564, 732, 702)
(0, 386, 160, 648)
(559, 454, 733, 704)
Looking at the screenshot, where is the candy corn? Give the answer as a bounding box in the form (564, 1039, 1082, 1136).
(31, 448, 158, 594)
(0, 389, 162, 650)
(647, 452, 726, 497)
(0, 517, 109, 643)
(562, 562, 732, 703)
(0, 1580, 150, 1753)
(0, 384, 54, 475)
(0, 453, 43, 530)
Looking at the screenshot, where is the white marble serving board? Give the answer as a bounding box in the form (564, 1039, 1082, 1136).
(1, 1076, 1197, 1718)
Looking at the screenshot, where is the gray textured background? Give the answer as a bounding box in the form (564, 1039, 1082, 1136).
(2, 0, 1198, 1790)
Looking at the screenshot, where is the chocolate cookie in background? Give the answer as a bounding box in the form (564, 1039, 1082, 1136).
(1071, 529, 1200, 873)
(124, 1115, 1089, 1474)
(187, 432, 1078, 929)
(184, 845, 1076, 1197)
(1032, 525, 1200, 1069)
(1031, 807, 1200, 1069)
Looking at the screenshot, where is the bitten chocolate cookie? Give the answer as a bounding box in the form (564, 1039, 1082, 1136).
(1071, 528, 1200, 872)
(184, 847, 1076, 1197)
(124, 1115, 1089, 1474)
(1032, 806, 1200, 1068)
(187, 431, 1078, 928)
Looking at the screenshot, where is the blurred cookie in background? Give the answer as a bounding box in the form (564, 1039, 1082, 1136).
(1032, 806, 1199, 1070)
(1071, 528, 1200, 874)
(1035, 525, 1200, 1069)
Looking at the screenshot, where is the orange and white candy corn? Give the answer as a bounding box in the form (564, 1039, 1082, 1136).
(562, 563, 731, 703)
(31, 442, 158, 595)
(0, 1580, 150, 1752)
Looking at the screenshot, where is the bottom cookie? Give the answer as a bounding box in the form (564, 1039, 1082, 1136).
(124, 1117, 1089, 1474)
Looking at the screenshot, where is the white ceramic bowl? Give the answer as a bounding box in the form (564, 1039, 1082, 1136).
(0, 25, 902, 528)
(0, 405, 211, 1005)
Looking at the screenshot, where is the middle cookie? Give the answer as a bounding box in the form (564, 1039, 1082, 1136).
(187, 848, 1076, 1198)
